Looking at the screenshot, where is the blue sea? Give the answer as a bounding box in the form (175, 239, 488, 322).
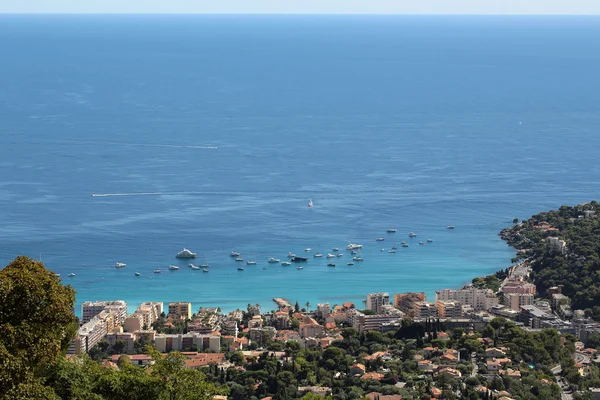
(1, 15, 599, 316)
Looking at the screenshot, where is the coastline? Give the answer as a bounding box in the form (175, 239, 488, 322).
(64, 223, 516, 317)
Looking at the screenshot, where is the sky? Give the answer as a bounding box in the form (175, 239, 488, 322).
(2, 0, 600, 15)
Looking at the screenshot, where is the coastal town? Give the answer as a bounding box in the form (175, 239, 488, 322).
(5, 202, 600, 399)
(68, 256, 600, 399)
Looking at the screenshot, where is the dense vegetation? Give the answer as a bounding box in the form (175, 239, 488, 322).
(471, 268, 509, 292)
(502, 201, 600, 318)
(0, 257, 224, 400)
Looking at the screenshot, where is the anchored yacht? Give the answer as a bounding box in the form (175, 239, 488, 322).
(176, 248, 197, 258)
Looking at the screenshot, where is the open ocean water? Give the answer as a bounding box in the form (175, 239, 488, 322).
(1, 15, 599, 315)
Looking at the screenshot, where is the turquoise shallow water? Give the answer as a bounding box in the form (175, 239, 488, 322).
(1, 15, 599, 316)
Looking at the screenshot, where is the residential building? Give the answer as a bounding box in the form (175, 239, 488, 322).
(394, 292, 426, 317)
(105, 332, 136, 354)
(249, 326, 277, 343)
(435, 288, 499, 311)
(348, 308, 403, 333)
(124, 302, 163, 332)
(154, 332, 220, 353)
(366, 292, 390, 313)
(551, 293, 570, 310)
(248, 315, 263, 329)
(503, 293, 534, 311)
(228, 309, 244, 322)
(502, 279, 536, 295)
(490, 305, 520, 320)
(349, 363, 366, 375)
(81, 300, 127, 324)
(316, 303, 331, 317)
(168, 302, 192, 320)
(413, 301, 438, 318)
(124, 314, 145, 333)
(70, 310, 119, 354)
(273, 311, 291, 330)
(299, 317, 324, 338)
(436, 300, 462, 318)
(519, 305, 557, 329)
(221, 320, 239, 338)
(547, 237, 567, 254)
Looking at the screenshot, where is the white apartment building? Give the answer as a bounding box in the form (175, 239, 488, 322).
(347, 307, 403, 333)
(154, 333, 220, 353)
(503, 293, 534, 311)
(81, 300, 127, 324)
(435, 288, 498, 311)
(124, 302, 163, 332)
(366, 292, 390, 313)
(316, 303, 331, 316)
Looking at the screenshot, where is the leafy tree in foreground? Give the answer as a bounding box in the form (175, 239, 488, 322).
(0, 256, 77, 399)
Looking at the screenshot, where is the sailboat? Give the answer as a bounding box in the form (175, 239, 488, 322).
(308, 199, 313, 208)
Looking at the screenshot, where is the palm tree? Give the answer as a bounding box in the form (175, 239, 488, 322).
(305, 301, 311, 312)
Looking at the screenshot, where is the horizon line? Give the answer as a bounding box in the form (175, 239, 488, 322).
(1, 12, 600, 16)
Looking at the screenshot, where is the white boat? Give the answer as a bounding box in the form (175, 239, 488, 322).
(409, 232, 417, 237)
(376, 237, 385, 241)
(337, 253, 343, 257)
(229, 251, 240, 257)
(235, 257, 243, 262)
(237, 267, 244, 271)
(154, 269, 161, 273)
(203, 268, 209, 273)
(55, 273, 61, 278)
(387, 228, 397, 233)
(68, 273, 76, 277)
(188, 263, 196, 268)
(353, 256, 364, 261)
(191, 265, 201, 270)
(427, 239, 433, 243)
(388, 250, 396, 253)
(281, 261, 291, 266)
(351, 250, 358, 255)
(115, 262, 126, 268)
(297, 266, 303, 270)
(305, 248, 311, 252)
(168, 265, 179, 271)
(268, 258, 280, 263)
(327, 263, 336, 267)
(308, 199, 313, 208)
(380, 248, 385, 252)
(392, 244, 398, 249)
(447, 226, 455, 229)
(347, 262, 354, 266)
(246, 261, 257, 265)
(346, 243, 363, 250)
(287, 252, 296, 258)
(313, 253, 323, 258)
(326, 253, 335, 259)
(332, 247, 339, 252)
(176, 248, 197, 258)
(200, 263, 209, 268)
(135, 272, 141, 276)
(419, 242, 425, 245)
(402, 243, 409, 247)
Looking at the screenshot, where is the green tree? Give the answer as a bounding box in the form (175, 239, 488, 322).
(0, 256, 77, 399)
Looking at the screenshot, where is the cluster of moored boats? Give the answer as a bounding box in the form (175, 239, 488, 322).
(231, 243, 365, 269)
(69, 226, 452, 277)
